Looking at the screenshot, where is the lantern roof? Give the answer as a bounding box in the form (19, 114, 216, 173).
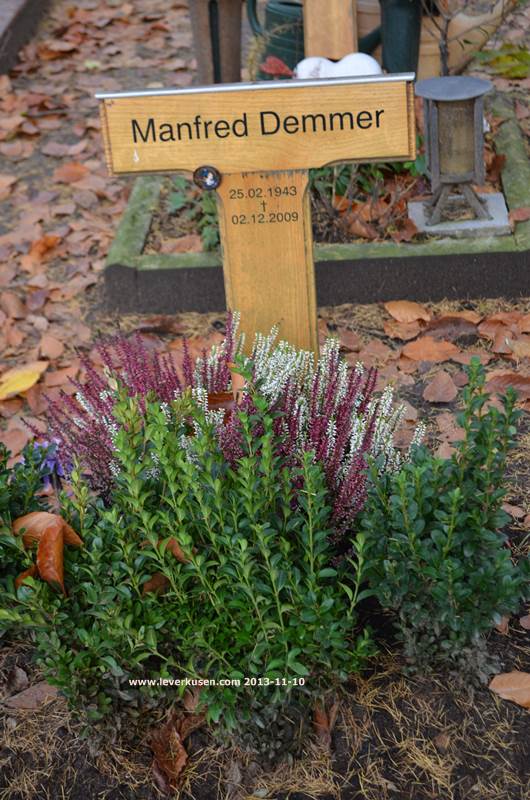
(415, 76, 492, 102)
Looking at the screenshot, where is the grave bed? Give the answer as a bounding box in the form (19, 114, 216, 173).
(105, 96, 530, 315)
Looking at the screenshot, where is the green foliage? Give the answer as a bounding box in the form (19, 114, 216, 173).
(7, 389, 372, 747)
(168, 176, 219, 251)
(359, 359, 529, 681)
(0, 442, 52, 637)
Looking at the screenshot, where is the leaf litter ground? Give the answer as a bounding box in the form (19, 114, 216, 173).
(1, 0, 530, 798)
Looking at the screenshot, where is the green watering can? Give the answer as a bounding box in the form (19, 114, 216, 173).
(246, 0, 422, 80)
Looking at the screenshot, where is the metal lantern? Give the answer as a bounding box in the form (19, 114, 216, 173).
(415, 76, 493, 225)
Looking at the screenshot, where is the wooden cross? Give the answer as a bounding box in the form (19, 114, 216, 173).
(97, 75, 415, 352)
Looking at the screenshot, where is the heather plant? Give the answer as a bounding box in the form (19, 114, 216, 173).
(47, 315, 418, 535)
(359, 359, 530, 681)
(3, 387, 374, 754)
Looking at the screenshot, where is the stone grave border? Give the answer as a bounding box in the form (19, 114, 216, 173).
(104, 94, 530, 314)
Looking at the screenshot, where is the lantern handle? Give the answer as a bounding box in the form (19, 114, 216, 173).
(246, 0, 264, 37)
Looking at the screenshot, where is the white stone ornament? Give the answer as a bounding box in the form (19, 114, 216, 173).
(294, 53, 383, 80)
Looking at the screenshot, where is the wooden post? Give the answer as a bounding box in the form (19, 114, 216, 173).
(303, 0, 358, 59)
(217, 171, 317, 352)
(97, 76, 415, 353)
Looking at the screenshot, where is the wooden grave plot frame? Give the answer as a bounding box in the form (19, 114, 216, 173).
(97, 74, 415, 352)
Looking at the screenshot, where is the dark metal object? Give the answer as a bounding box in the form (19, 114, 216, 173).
(416, 76, 493, 225)
(193, 166, 222, 191)
(380, 0, 422, 74)
(189, 1, 242, 84)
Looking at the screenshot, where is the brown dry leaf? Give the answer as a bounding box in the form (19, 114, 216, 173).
(337, 327, 362, 352)
(53, 161, 89, 184)
(444, 309, 483, 324)
(403, 336, 459, 363)
(3, 681, 59, 709)
(13, 511, 83, 548)
(1, 290, 26, 318)
(143, 572, 170, 596)
(519, 615, 530, 630)
(160, 234, 202, 254)
(37, 40, 78, 60)
(166, 538, 190, 564)
(356, 339, 394, 368)
(14, 565, 38, 590)
(39, 334, 64, 360)
(502, 503, 526, 519)
(36, 522, 66, 595)
(486, 372, 530, 401)
(423, 371, 458, 403)
(0, 428, 30, 457)
(507, 336, 530, 361)
(0, 361, 48, 400)
(314, 703, 332, 747)
(495, 615, 510, 635)
(451, 349, 491, 366)
(384, 300, 431, 324)
(20, 233, 61, 271)
(0, 174, 17, 200)
(489, 671, 530, 709)
(383, 319, 421, 341)
(509, 207, 530, 224)
(150, 719, 188, 791)
(425, 316, 477, 341)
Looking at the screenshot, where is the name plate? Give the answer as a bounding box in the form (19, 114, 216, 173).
(97, 74, 415, 175)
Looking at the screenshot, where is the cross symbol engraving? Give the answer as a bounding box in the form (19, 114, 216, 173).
(97, 75, 415, 352)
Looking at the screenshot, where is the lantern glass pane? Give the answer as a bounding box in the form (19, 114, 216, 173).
(438, 100, 476, 177)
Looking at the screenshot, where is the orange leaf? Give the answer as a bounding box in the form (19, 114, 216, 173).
(422, 371, 458, 403)
(337, 327, 362, 352)
(402, 336, 459, 363)
(166, 538, 190, 564)
(383, 319, 422, 341)
(485, 372, 530, 401)
(39, 334, 64, 360)
(143, 572, 170, 596)
(384, 300, 431, 324)
(14, 564, 38, 590)
(150, 719, 188, 791)
(53, 162, 89, 184)
(489, 671, 530, 709)
(13, 511, 83, 548)
(36, 523, 66, 595)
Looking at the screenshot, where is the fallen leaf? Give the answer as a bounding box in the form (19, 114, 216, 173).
(425, 316, 477, 341)
(150, 718, 188, 791)
(36, 522, 66, 595)
(0, 428, 30, 457)
(489, 671, 530, 709)
(403, 336, 459, 363)
(39, 334, 64, 360)
(486, 372, 530, 401)
(423, 371, 458, 403)
(519, 615, 530, 630)
(0, 361, 49, 400)
(383, 319, 421, 341)
(143, 572, 169, 595)
(6, 666, 29, 695)
(495, 615, 510, 635)
(160, 234, 202, 253)
(502, 503, 526, 519)
(3, 681, 59, 709)
(13, 511, 83, 548)
(507, 336, 530, 361)
(509, 206, 530, 223)
(1, 291, 26, 318)
(53, 162, 89, 184)
(433, 732, 451, 753)
(0, 174, 17, 200)
(14, 564, 38, 590)
(384, 300, 431, 324)
(337, 327, 362, 352)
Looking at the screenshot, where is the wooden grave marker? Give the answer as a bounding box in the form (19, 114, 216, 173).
(97, 75, 415, 352)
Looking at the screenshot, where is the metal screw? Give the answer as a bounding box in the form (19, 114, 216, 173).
(193, 165, 221, 190)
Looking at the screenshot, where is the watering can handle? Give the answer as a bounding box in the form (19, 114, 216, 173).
(246, 0, 264, 36)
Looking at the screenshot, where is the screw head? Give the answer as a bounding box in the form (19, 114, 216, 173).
(193, 165, 221, 191)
